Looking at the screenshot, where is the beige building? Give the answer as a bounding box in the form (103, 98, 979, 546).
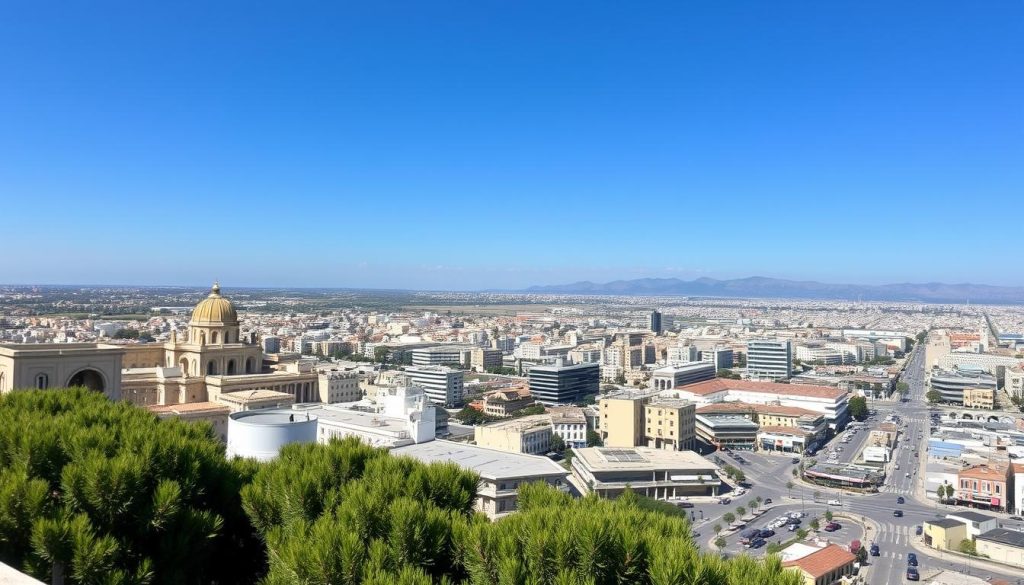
(0, 343, 124, 398)
(474, 414, 553, 455)
(923, 518, 968, 551)
(317, 370, 361, 403)
(482, 388, 534, 418)
(643, 399, 696, 451)
(215, 389, 297, 413)
(470, 348, 503, 372)
(975, 528, 1024, 567)
(146, 402, 231, 441)
(599, 389, 653, 448)
(963, 386, 995, 409)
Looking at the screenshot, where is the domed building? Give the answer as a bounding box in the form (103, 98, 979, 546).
(166, 282, 263, 379)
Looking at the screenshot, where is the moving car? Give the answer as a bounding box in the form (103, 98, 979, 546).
(897, 496, 905, 504)
(823, 522, 840, 532)
(906, 567, 919, 581)
(764, 498, 773, 504)
(907, 553, 918, 567)
(893, 510, 904, 517)
(827, 499, 841, 506)
(915, 525, 923, 535)
(870, 543, 880, 556)
(677, 502, 694, 508)
(1011, 516, 1024, 521)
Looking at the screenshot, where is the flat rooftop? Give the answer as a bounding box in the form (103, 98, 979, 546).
(392, 440, 568, 480)
(678, 379, 847, 400)
(217, 389, 295, 403)
(147, 401, 230, 415)
(977, 527, 1024, 548)
(572, 447, 716, 472)
(478, 414, 551, 432)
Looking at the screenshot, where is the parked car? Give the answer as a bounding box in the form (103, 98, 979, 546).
(907, 553, 918, 567)
(677, 502, 694, 508)
(823, 522, 839, 532)
(788, 524, 798, 532)
(749, 537, 766, 549)
(764, 498, 773, 504)
(791, 457, 800, 464)
(759, 529, 775, 538)
(893, 510, 904, 517)
(827, 499, 841, 506)
(897, 496, 905, 504)
(915, 525, 923, 535)
(906, 567, 919, 581)
(1011, 516, 1024, 521)
(870, 544, 880, 557)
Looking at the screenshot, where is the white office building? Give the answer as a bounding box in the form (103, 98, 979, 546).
(747, 339, 793, 381)
(404, 365, 465, 407)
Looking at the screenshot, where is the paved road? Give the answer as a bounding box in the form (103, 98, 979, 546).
(697, 345, 1024, 584)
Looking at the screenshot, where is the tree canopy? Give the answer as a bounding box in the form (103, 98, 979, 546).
(2, 389, 804, 585)
(848, 396, 868, 419)
(0, 388, 263, 585)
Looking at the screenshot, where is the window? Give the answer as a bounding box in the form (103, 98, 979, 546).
(36, 374, 48, 389)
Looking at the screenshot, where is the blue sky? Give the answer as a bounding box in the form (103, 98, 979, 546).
(1, 2, 1021, 290)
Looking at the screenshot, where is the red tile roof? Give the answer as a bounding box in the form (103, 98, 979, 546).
(678, 378, 847, 400)
(783, 544, 856, 578)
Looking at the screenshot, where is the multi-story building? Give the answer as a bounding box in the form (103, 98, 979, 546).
(669, 379, 850, 431)
(747, 339, 793, 380)
(649, 310, 663, 335)
(410, 345, 470, 367)
(643, 399, 696, 451)
(599, 388, 659, 448)
(403, 365, 464, 407)
(649, 362, 715, 391)
(474, 414, 553, 455)
(668, 345, 699, 364)
(570, 447, 721, 500)
(700, 347, 734, 371)
(470, 348, 503, 372)
(963, 386, 996, 409)
(930, 368, 997, 404)
(482, 388, 535, 418)
(262, 335, 281, 354)
(528, 360, 599, 405)
(549, 406, 588, 448)
(316, 370, 361, 403)
(695, 413, 759, 450)
(957, 463, 1012, 512)
(694, 401, 826, 453)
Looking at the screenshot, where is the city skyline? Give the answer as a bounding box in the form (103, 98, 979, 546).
(2, 2, 1022, 289)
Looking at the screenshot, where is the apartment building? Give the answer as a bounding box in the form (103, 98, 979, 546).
(528, 361, 599, 405)
(643, 399, 697, 451)
(649, 362, 715, 391)
(957, 463, 1013, 512)
(470, 348, 504, 372)
(317, 370, 361, 403)
(482, 388, 534, 418)
(549, 406, 588, 449)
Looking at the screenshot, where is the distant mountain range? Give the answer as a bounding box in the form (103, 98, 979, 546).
(522, 276, 1024, 304)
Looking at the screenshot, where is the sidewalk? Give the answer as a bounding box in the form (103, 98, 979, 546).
(908, 534, 1021, 578)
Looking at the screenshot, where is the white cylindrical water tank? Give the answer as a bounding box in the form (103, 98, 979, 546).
(226, 410, 318, 461)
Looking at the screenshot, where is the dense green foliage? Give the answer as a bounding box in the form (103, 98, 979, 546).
(848, 396, 868, 419)
(0, 389, 263, 585)
(2, 390, 802, 584)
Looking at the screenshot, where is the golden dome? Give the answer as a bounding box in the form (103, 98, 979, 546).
(190, 282, 239, 325)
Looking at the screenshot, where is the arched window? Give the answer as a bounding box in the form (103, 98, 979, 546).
(200, 332, 207, 345)
(211, 331, 219, 344)
(227, 359, 236, 375)
(0, 372, 6, 392)
(36, 374, 49, 389)
(207, 361, 217, 375)
(245, 357, 254, 374)
(224, 331, 231, 343)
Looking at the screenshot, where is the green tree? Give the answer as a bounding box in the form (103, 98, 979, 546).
(855, 546, 868, 563)
(717, 368, 741, 380)
(453, 406, 496, 425)
(112, 328, 139, 339)
(809, 518, 820, 531)
(714, 536, 727, 551)
(848, 396, 868, 419)
(791, 467, 798, 477)
(732, 469, 746, 484)
(824, 511, 833, 522)
(797, 528, 809, 540)
(723, 512, 736, 524)
(550, 434, 565, 454)
(786, 481, 794, 496)
(959, 538, 977, 555)
(896, 381, 910, 395)
(713, 523, 722, 536)
(736, 506, 746, 517)
(586, 429, 603, 447)
(0, 389, 263, 585)
(927, 390, 943, 403)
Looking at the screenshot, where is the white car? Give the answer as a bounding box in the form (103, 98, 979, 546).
(827, 499, 841, 506)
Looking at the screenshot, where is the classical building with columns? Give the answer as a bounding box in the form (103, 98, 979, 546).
(1, 283, 324, 410)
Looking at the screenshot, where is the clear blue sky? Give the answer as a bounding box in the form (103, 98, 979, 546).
(1, 2, 1021, 290)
